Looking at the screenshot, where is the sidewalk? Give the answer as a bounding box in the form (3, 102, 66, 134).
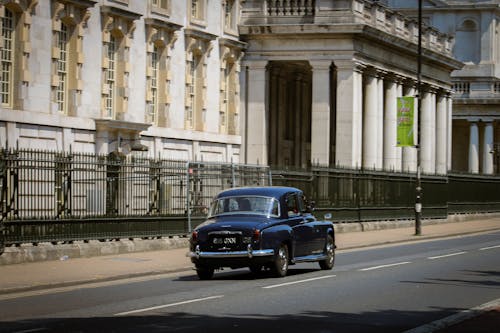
(0, 217, 499, 332)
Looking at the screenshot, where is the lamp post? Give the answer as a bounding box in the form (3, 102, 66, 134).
(415, 0, 423, 236)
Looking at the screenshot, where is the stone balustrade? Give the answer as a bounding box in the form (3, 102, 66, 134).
(241, 0, 453, 57)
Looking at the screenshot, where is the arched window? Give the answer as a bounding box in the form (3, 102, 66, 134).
(455, 19, 480, 64)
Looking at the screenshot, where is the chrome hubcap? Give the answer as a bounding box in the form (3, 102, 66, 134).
(278, 247, 288, 271)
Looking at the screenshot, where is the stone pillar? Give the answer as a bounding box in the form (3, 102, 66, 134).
(483, 121, 494, 174)
(335, 60, 364, 168)
(383, 75, 400, 171)
(447, 94, 453, 172)
(421, 88, 436, 173)
(402, 83, 417, 172)
(435, 93, 447, 174)
(243, 60, 268, 165)
(363, 69, 378, 169)
(377, 73, 384, 169)
(310, 60, 331, 166)
(468, 121, 479, 173)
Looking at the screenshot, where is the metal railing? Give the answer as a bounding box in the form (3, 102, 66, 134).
(1, 147, 499, 250)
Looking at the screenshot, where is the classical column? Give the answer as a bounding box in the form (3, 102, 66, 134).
(483, 121, 494, 174)
(402, 83, 417, 172)
(468, 121, 479, 173)
(363, 69, 378, 169)
(447, 94, 453, 172)
(243, 60, 268, 165)
(435, 93, 447, 174)
(377, 73, 384, 169)
(383, 75, 400, 171)
(421, 88, 436, 173)
(310, 60, 331, 166)
(335, 60, 364, 168)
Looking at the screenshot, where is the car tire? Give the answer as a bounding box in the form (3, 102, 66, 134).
(272, 244, 289, 277)
(319, 234, 335, 270)
(196, 265, 214, 280)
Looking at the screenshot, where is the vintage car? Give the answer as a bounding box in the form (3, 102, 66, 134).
(187, 186, 336, 280)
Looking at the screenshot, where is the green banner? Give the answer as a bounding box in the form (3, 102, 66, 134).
(397, 96, 415, 147)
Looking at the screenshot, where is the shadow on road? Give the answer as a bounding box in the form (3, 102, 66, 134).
(0, 307, 465, 333)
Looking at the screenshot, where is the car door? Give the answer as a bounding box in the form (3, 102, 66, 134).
(286, 193, 315, 257)
(297, 194, 325, 254)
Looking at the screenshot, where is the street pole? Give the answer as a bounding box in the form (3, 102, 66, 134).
(415, 0, 423, 236)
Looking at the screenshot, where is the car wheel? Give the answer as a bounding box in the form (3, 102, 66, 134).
(196, 265, 214, 280)
(249, 264, 263, 275)
(319, 234, 335, 270)
(272, 244, 289, 277)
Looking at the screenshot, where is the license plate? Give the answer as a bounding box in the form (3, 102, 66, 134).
(213, 237, 237, 245)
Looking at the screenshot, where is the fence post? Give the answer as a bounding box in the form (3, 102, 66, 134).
(231, 161, 236, 188)
(186, 161, 192, 232)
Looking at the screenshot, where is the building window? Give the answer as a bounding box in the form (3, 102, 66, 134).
(55, 24, 68, 113)
(224, 0, 237, 32)
(145, 21, 177, 127)
(151, 0, 170, 15)
(190, 0, 205, 23)
(148, 46, 159, 124)
(104, 36, 117, 118)
(1, 8, 14, 107)
(152, 0, 169, 10)
(186, 54, 198, 128)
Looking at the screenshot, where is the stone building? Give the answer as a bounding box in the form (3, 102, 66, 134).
(388, 0, 500, 174)
(0, 0, 244, 162)
(1, 0, 463, 175)
(240, 0, 462, 174)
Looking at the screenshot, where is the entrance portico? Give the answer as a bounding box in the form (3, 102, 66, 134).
(239, 0, 462, 174)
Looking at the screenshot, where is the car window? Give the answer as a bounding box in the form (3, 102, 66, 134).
(286, 194, 301, 217)
(208, 195, 280, 218)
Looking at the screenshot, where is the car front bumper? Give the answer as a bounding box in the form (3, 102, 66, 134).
(187, 244, 274, 259)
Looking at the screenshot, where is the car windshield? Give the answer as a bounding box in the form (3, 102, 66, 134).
(208, 195, 280, 218)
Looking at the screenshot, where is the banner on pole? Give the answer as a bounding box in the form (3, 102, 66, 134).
(397, 96, 415, 147)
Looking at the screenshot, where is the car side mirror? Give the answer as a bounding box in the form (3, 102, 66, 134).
(305, 200, 315, 213)
(324, 213, 332, 220)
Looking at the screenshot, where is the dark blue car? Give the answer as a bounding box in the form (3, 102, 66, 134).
(187, 186, 336, 280)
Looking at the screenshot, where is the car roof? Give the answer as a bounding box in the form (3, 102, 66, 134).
(215, 186, 301, 200)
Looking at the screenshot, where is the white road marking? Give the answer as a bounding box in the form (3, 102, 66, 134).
(479, 244, 500, 251)
(358, 261, 411, 271)
(427, 251, 467, 260)
(114, 295, 224, 316)
(262, 275, 336, 289)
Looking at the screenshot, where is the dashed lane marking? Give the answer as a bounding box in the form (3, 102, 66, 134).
(479, 244, 500, 251)
(262, 275, 336, 289)
(358, 261, 411, 271)
(427, 251, 467, 260)
(114, 295, 224, 316)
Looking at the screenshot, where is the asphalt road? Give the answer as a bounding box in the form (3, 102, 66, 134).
(1, 231, 499, 333)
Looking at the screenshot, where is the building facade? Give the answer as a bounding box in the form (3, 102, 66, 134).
(1, 0, 463, 175)
(1, 0, 244, 162)
(240, 0, 461, 174)
(388, 0, 500, 174)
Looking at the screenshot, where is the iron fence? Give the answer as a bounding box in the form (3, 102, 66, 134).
(1, 147, 499, 250)
(271, 167, 449, 222)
